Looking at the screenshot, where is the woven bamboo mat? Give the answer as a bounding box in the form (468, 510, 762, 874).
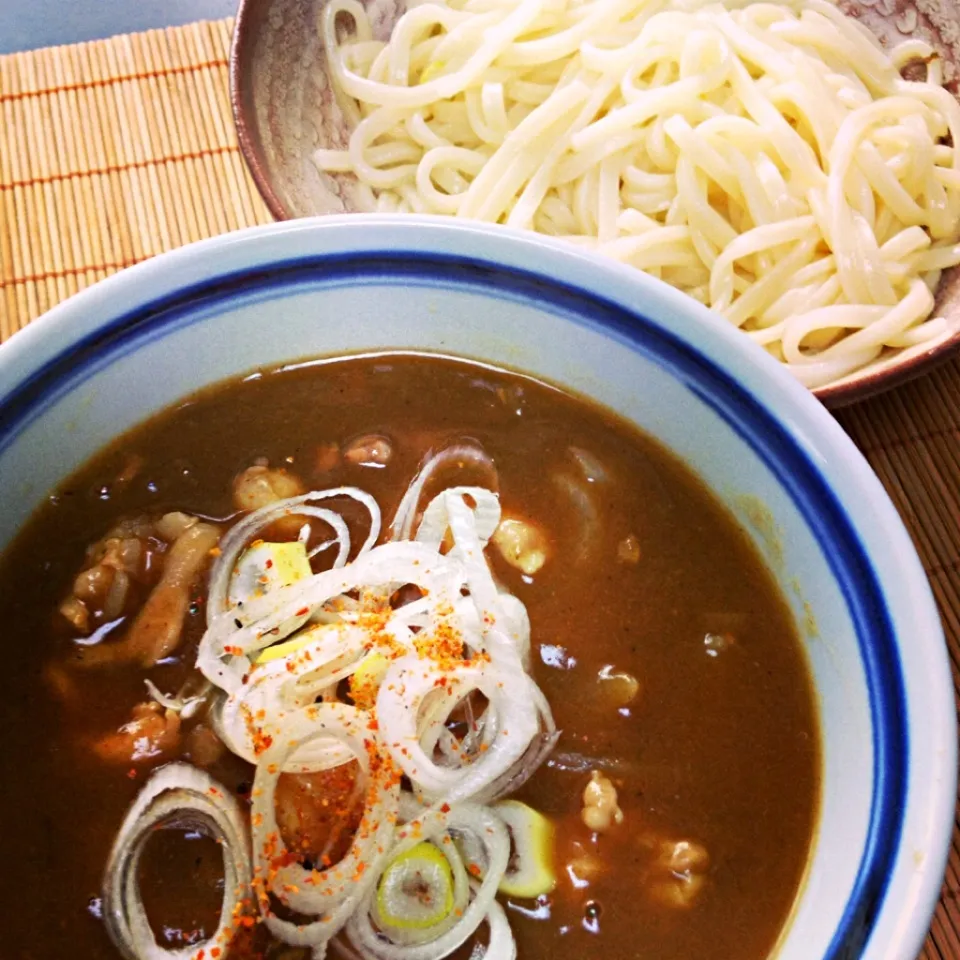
(0, 15, 959, 959)
(0, 17, 272, 336)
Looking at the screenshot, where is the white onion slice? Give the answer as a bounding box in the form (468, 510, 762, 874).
(251, 703, 400, 946)
(212, 622, 374, 773)
(102, 763, 252, 960)
(496, 592, 531, 672)
(389, 446, 498, 542)
(432, 491, 525, 669)
(376, 658, 539, 804)
(472, 680, 558, 806)
(480, 897, 518, 960)
(415, 486, 501, 551)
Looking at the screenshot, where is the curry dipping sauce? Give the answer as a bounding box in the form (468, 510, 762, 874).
(0, 353, 819, 960)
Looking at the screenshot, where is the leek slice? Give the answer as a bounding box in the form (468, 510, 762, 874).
(376, 842, 455, 930)
(229, 540, 312, 606)
(496, 800, 556, 898)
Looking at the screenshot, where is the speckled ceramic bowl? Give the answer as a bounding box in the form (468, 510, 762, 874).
(0, 216, 954, 958)
(230, 0, 960, 407)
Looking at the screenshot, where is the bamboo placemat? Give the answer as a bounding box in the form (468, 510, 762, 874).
(0, 15, 958, 959)
(0, 17, 272, 336)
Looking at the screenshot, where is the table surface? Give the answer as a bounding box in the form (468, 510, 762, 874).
(0, 0, 237, 55)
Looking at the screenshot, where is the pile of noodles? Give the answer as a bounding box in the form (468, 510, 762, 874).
(103, 469, 557, 960)
(314, 0, 960, 387)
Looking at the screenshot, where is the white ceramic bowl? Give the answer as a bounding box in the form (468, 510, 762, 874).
(0, 216, 954, 959)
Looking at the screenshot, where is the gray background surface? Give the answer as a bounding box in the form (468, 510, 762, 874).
(0, 0, 237, 54)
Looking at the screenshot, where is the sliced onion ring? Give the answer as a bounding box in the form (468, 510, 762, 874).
(198, 541, 464, 693)
(376, 657, 539, 804)
(212, 622, 373, 773)
(250, 703, 400, 946)
(480, 897, 518, 960)
(102, 762, 252, 960)
(415, 486, 501, 551)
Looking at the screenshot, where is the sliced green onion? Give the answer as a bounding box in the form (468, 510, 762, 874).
(376, 842, 455, 931)
(496, 799, 557, 898)
(230, 540, 312, 608)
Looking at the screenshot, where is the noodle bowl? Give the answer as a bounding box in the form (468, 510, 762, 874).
(0, 218, 954, 960)
(313, 0, 960, 387)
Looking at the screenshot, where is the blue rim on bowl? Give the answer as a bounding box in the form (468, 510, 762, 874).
(0, 215, 953, 958)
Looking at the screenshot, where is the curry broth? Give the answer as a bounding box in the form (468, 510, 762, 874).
(0, 353, 819, 959)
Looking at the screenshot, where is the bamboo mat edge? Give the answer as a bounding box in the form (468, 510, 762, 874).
(1, 15, 959, 960)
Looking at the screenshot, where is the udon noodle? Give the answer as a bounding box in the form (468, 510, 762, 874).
(314, 0, 960, 386)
